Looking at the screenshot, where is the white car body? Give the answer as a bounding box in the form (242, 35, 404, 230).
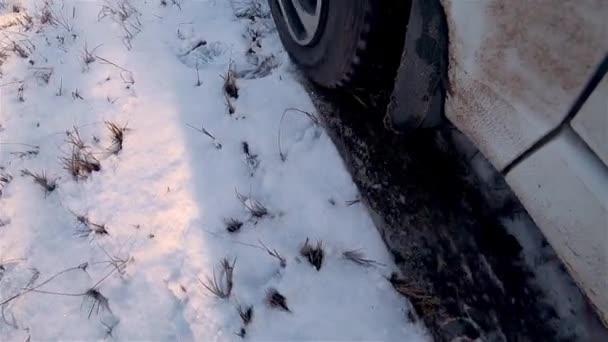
(441, 0, 608, 324)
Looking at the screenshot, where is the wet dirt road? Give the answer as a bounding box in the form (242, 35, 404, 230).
(307, 84, 608, 342)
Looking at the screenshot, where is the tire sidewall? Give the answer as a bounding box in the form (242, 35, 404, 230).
(269, 0, 370, 87)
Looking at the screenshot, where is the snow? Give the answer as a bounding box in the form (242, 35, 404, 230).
(0, 0, 427, 340)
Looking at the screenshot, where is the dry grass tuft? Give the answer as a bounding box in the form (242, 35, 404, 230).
(56, 77, 63, 96)
(72, 88, 83, 100)
(236, 328, 246, 338)
(0, 170, 13, 197)
(12, 41, 29, 58)
(277, 108, 320, 161)
(61, 127, 101, 179)
(1, 301, 18, 329)
(242, 141, 259, 174)
(61, 151, 94, 176)
(37, 4, 54, 25)
(17, 83, 25, 102)
(221, 62, 238, 115)
(222, 63, 239, 99)
(1, 263, 91, 307)
(180, 39, 207, 56)
(81, 43, 102, 70)
(5, 144, 39, 159)
(98, 245, 129, 275)
(170, 0, 182, 9)
(98, 0, 141, 50)
(300, 238, 324, 271)
(71, 211, 110, 239)
(198, 258, 236, 299)
(266, 288, 290, 312)
(345, 198, 361, 206)
(2, 32, 34, 59)
(0, 261, 122, 321)
(82, 288, 111, 318)
(231, 0, 269, 19)
(225, 218, 243, 233)
(62, 149, 101, 178)
(389, 273, 439, 316)
(101, 319, 119, 339)
(66, 127, 87, 149)
(195, 64, 201, 87)
(21, 169, 56, 193)
(258, 240, 286, 268)
(238, 304, 253, 325)
(37, 1, 74, 31)
(98, 1, 137, 27)
(95, 55, 135, 85)
(236, 189, 268, 218)
(0, 50, 8, 65)
(238, 55, 279, 79)
(31, 67, 54, 84)
(105, 121, 127, 154)
(343, 249, 385, 267)
(20, 12, 34, 31)
(225, 93, 236, 115)
(186, 123, 222, 149)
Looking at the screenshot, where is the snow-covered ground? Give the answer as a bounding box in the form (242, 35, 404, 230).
(0, 0, 427, 340)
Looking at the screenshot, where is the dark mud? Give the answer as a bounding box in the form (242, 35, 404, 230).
(308, 85, 607, 342)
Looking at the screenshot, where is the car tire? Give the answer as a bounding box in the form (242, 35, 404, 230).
(268, 0, 409, 89)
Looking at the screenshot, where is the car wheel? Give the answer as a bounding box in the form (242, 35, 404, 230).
(268, 0, 409, 89)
